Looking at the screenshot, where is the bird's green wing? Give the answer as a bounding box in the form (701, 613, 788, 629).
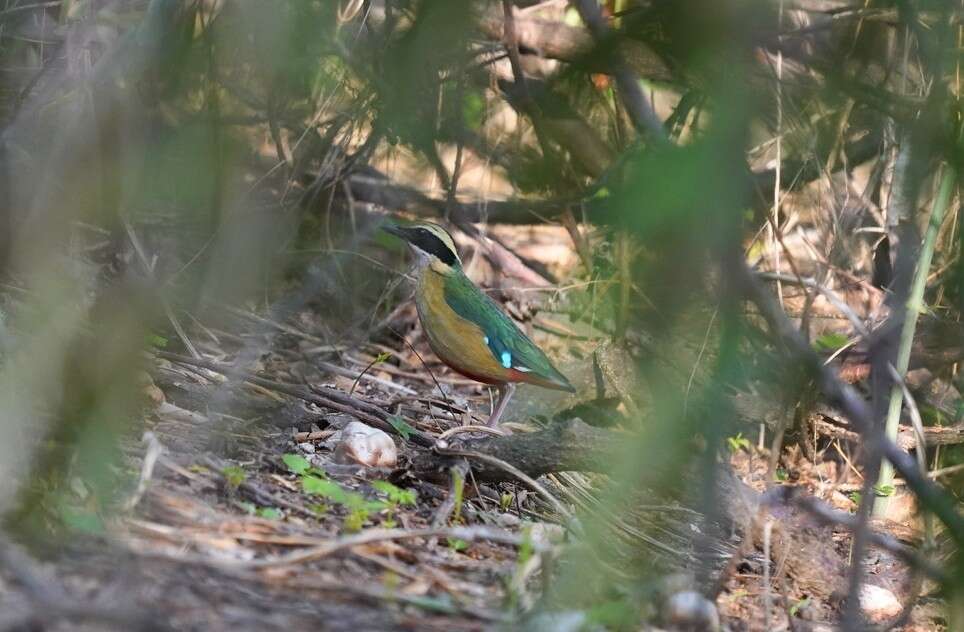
(443, 271, 573, 391)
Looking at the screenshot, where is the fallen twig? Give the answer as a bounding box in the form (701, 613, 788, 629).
(154, 350, 435, 448)
(191, 525, 548, 570)
(433, 440, 575, 525)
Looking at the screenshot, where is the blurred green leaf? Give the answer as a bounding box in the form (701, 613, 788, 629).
(60, 506, 105, 535)
(303, 475, 346, 501)
(790, 597, 811, 617)
(814, 332, 850, 352)
(147, 333, 168, 348)
(222, 466, 247, 490)
(372, 480, 416, 506)
(282, 453, 311, 475)
(344, 508, 369, 532)
(874, 484, 896, 497)
(500, 493, 513, 512)
(257, 507, 283, 520)
(387, 415, 415, 440)
(462, 90, 486, 130)
(726, 432, 751, 453)
(446, 537, 468, 552)
(586, 600, 637, 630)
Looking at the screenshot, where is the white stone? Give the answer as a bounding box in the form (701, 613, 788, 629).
(860, 584, 902, 622)
(664, 591, 719, 631)
(334, 421, 397, 468)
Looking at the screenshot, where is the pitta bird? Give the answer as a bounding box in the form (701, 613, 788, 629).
(384, 221, 575, 426)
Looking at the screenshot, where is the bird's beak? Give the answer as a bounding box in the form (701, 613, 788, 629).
(382, 223, 411, 241)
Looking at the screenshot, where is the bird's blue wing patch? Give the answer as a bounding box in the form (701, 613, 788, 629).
(442, 271, 570, 390)
(500, 351, 512, 369)
(443, 273, 529, 371)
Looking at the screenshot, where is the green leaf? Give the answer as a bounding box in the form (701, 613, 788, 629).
(873, 484, 896, 497)
(282, 453, 311, 475)
(591, 186, 611, 200)
(775, 468, 789, 482)
(344, 493, 386, 513)
(61, 506, 105, 534)
(726, 432, 751, 453)
(814, 332, 850, 352)
(446, 537, 468, 552)
(257, 507, 283, 520)
(147, 333, 169, 348)
(790, 597, 810, 617)
(344, 508, 369, 532)
(375, 351, 392, 363)
(387, 415, 416, 440)
(372, 480, 417, 506)
(303, 475, 347, 502)
(517, 528, 534, 567)
(462, 90, 485, 130)
(222, 466, 247, 489)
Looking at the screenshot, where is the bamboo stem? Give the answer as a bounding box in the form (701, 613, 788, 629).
(873, 165, 957, 517)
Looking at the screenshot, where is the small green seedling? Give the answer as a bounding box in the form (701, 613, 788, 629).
(283, 454, 410, 531)
(371, 480, 417, 528)
(239, 501, 283, 520)
(147, 333, 169, 349)
(282, 453, 311, 475)
(222, 466, 246, 490)
(790, 597, 811, 617)
(301, 474, 387, 531)
(446, 537, 468, 552)
(387, 415, 416, 440)
(848, 491, 862, 508)
(349, 351, 392, 396)
(500, 492, 513, 512)
(257, 507, 283, 520)
(727, 432, 751, 453)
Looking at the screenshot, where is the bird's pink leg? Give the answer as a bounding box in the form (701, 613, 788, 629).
(486, 383, 516, 426)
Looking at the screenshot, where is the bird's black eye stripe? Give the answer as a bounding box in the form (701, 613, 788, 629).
(410, 228, 457, 266)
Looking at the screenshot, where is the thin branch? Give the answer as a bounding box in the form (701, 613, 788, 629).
(570, 0, 667, 142)
(195, 525, 548, 570)
(433, 440, 576, 524)
(761, 488, 946, 583)
(736, 263, 964, 544)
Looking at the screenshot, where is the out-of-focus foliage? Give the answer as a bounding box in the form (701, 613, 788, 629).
(0, 0, 962, 628)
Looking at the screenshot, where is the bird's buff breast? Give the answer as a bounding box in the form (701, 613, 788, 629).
(415, 271, 509, 384)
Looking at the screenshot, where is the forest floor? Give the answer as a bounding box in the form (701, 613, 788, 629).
(0, 227, 952, 632)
